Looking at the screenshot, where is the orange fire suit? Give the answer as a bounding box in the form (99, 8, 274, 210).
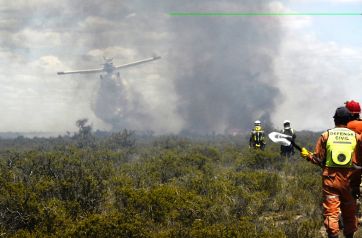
(348, 120, 362, 134)
(306, 126, 362, 237)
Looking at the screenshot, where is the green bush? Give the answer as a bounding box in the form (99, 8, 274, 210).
(0, 132, 326, 237)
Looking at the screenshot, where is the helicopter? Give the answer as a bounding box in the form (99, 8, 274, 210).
(57, 55, 161, 129)
(57, 55, 161, 77)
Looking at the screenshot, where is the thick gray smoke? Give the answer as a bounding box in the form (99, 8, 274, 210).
(0, 0, 282, 134)
(80, 0, 282, 133)
(167, 1, 282, 133)
(90, 72, 152, 131)
(4, 1, 362, 134)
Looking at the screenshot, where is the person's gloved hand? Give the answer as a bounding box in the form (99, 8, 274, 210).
(301, 147, 310, 159)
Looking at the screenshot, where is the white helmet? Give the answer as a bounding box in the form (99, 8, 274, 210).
(283, 120, 291, 129)
(254, 120, 261, 126)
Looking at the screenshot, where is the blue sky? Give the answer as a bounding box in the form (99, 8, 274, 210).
(287, 0, 362, 46)
(271, 0, 362, 131)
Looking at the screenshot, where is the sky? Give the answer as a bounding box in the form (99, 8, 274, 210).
(272, 0, 362, 131)
(0, 0, 361, 134)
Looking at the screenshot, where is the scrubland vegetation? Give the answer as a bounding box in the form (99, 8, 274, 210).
(0, 122, 353, 237)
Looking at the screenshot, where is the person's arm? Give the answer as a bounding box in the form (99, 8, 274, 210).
(261, 131, 266, 144)
(313, 133, 327, 162)
(350, 134, 362, 198)
(249, 132, 253, 147)
(301, 132, 327, 165)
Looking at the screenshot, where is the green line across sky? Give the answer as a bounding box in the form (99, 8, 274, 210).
(169, 12, 362, 16)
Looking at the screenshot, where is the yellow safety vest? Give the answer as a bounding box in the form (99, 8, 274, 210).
(252, 126, 264, 143)
(325, 127, 357, 168)
(254, 126, 262, 132)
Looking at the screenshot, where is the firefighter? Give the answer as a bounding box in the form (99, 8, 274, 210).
(345, 100, 362, 224)
(345, 100, 362, 134)
(249, 120, 266, 150)
(280, 120, 296, 157)
(301, 106, 362, 238)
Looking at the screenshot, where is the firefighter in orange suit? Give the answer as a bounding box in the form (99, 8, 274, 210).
(345, 100, 362, 134)
(301, 107, 362, 238)
(345, 100, 362, 225)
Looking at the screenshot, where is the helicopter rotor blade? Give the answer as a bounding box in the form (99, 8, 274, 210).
(114, 56, 161, 70)
(57, 68, 103, 75)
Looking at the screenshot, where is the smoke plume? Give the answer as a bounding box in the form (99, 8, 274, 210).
(80, 0, 282, 133)
(167, 1, 282, 133)
(0, 0, 282, 134)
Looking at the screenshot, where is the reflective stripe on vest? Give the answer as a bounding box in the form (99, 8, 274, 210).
(252, 126, 264, 144)
(325, 127, 356, 168)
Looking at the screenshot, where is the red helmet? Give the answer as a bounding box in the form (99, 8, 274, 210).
(345, 100, 361, 114)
